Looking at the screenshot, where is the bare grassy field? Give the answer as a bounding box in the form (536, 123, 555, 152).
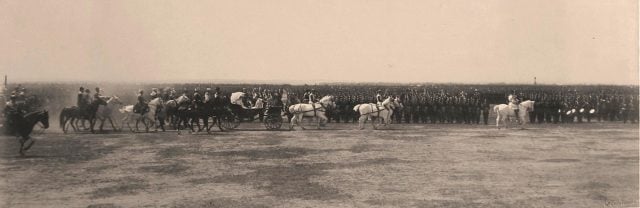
(0, 123, 638, 208)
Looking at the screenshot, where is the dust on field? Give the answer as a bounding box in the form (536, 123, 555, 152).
(0, 123, 638, 208)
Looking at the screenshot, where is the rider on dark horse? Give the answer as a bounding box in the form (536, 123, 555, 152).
(4, 94, 25, 135)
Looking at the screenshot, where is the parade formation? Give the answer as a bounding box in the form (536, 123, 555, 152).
(2, 83, 638, 143)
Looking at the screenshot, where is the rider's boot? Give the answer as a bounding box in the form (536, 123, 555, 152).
(514, 109, 520, 124)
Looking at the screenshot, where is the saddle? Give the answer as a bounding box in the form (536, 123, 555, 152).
(133, 103, 149, 115)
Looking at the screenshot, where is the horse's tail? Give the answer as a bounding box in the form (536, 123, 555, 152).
(493, 105, 499, 114)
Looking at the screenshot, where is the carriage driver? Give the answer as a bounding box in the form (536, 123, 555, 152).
(508, 91, 520, 123)
(308, 89, 318, 104)
(376, 90, 383, 105)
(302, 89, 311, 103)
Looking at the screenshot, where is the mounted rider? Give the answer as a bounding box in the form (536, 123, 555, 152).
(133, 90, 149, 115)
(94, 87, 107, 106)
(508, 91, 520, 123)
(83, 88, 93, 107)
(77, 87, 87, 111)
(4, 94, 24, 135)
(150, 88, 159, 99)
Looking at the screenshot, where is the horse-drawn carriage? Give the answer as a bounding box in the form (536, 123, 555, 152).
(219, 92, 285, 130)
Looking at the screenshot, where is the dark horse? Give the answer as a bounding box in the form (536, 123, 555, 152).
(5, 110, 50, 156)
(192, 97, 225, 133)
(59, 99, 105, 133)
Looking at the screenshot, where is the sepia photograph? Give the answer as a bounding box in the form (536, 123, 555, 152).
(0, 0, 638, 207)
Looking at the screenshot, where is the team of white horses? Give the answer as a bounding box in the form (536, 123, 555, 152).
(69, 94, 534, 133)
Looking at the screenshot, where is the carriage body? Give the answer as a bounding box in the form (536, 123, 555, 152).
(220, 104, 284, 130)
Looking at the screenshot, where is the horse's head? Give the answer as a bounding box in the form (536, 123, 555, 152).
(176, 96, 189, 105)
(393, 97, 404, 110)
(319, 95, 336, 110)
(39, 110, 50, 129)
(520, 100, 535, 112)
(382, 97, 401, 110)
(107, 96, 124, 105)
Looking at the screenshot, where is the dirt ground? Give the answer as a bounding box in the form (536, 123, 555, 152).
(0, 122, 638, 208)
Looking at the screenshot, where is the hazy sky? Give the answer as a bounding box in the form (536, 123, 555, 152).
(1, 0, 638, 84)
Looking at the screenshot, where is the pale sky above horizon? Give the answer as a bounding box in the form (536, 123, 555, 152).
(1, 0, 638, 85)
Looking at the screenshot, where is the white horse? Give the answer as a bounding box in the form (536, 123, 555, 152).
(119, 97, 163, 132)
(353, 97, 402, 130)
(288, 95, 335, 130)
(94, 96, 124, 132)
(494, 100, 535, 129)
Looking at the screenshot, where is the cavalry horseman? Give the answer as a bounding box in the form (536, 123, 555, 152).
(508, 91, 521, 123)
(94, 87, 107, 105)
(4, 94, 24, 135)
(134, 89, 149, 115)
(77, 87, 87, 113)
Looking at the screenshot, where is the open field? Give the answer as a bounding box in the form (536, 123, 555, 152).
(0, 123, 638, 208)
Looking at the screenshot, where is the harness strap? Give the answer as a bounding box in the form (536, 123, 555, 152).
(313, 103, 317, 117)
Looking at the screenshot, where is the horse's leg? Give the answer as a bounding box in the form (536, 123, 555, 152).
(134, 117, 140, 132)
(121, 115, 129, 132)
(70, 117, 78, 132)
(99, 118, 106, 132)
(289, 114, 297, 130)
(203, 116, 210, 133)
(371, 116, 378, 130)
(194, 116, 202, 132)
(89, 117, 96, 133)
(496, 114, 500, 129)
(317, 114, 328, 129)
(144, 117, 151, 133)
(18, 136, 25, 156)
(67, 117, 74, 132)
(298, 115, 306, 130)
(23, 136, 35, 151)
(357, 115, 365, 130)
(108, 117, 118, 131)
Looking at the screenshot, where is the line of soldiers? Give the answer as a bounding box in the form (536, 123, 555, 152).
(329, 89, 491, 124)
(326, 89, 638, 125)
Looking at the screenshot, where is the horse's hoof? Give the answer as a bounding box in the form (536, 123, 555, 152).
(23, 139, 35, 151)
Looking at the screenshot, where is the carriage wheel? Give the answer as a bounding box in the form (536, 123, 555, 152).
(220, 113, 240, 130)
(263, 115, 283, 130)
